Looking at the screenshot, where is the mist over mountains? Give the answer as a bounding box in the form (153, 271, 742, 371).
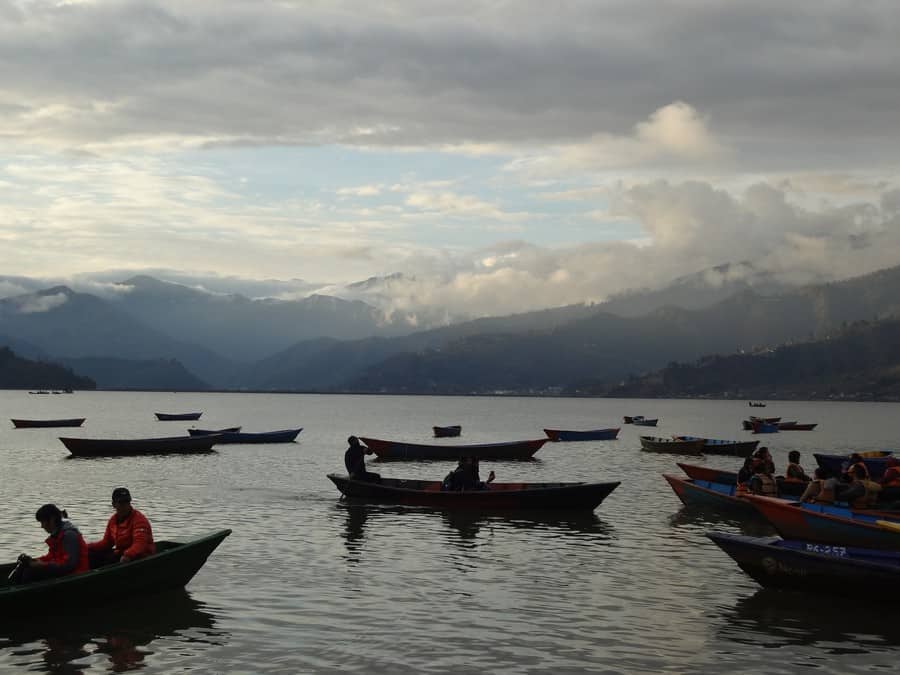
(1, 261, 899, 394)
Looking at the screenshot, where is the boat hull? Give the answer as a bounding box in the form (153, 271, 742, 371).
(187, 428, 302, 444)
(544, 428, 620, 442)
(433, 425, 462, 438)
(632, 418, 658, 427)
(814, 453, 892, 480)
(674, 464, 808, 498)
(0, 530, 230, 614)
(327, 475, 620, 510)
(60, 435, 221, 457)
(359, 437, 547, 460)
(708, 531, 900, 593)
(639, 436, 705, 456)
(674, 436, 759, 457)
(778, 422, 817, 431)
(664, 474, 756, 512)
(155, 412, 203, 421)
(11, 418, 85, 428)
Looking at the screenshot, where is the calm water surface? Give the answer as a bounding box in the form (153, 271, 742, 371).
(1, 392, 899, 673)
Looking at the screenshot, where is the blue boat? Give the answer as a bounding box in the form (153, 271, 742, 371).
(708, 531, 900, 593)
(664, 474, 757, 513)
(544, 427, 620, 442)
(187, 428, 302, 444)
(813, 452, 893, 480)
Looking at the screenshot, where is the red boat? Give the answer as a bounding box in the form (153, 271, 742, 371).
(327, 474, 620, 510)
(359, 437, 547, 460)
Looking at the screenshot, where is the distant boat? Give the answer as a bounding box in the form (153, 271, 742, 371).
(188, 427, 241, 434)
(777, 422, 817, 431)
(156, 412, 203, 421)
(673, 436, 759, 457)
(433, 425, 462, 438)
(750, 421, 779, 434)
(623, 416, 634, 424)
(60, 434, 221, 457)
(707, 531, 900, 594)
(187, 428, 302, 444)
(742, 416, 782, 430)
(639, 436, 705, 455)
(748, 402, 767, 407)
(632, 417, 659, 427)
(11, 418, 86, 429)
(544, 428, 620, 442)
(327, 474, 620, 511)
(0, 530, 231, 614)
(359, 437, 547, 461)
(28, 391, 50, 395)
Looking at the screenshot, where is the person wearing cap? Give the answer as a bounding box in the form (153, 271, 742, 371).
(345, 436, 380, 482)
(11, 504, 89, 584)
(87, 487, 156, 567)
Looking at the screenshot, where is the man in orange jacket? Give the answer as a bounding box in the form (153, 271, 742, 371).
(88, 487, 156, 567)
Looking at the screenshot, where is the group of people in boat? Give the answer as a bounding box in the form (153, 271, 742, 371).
(10, 487, 155, 585)
(734, 448, 899, 508)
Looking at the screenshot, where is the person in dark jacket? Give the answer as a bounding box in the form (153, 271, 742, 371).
(344, 436, 380, 482)
(11, 504, 89, 584)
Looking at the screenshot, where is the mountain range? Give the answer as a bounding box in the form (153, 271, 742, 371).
(1, 262, 900, 394)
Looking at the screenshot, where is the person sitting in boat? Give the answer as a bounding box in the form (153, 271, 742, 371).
(783, 451, 811, 483)
(735, 456, 755, 496)
(88, 487, 156, 567)
(752, 447, 776, 476)
(442, 457, 495, 491)
(839, 464, 882, 509)
(345, 436, 380, 483)
(843, 453, 870, 481)
(881, 457, 900, 488)
(748, 463, 778, 497)
(10, 504, 89, 584)
(799, 467, 838, 504)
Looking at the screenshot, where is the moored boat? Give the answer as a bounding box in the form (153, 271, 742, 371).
(11, 418, 86, 429)
(677, 462, 739, 484)
(776, 422, 817, 431)
(748, 402, 766, 407)
(623, 416, 634, 424)
(433, 425, 462, 438)
(155, 412, 203, 421)
(742, 416, 781, 430)
(814, 452, 893, 480)
(188, 426, 242, 435)
(673, 436, 759, 457)
(639, 436, 705, 455)
(0, 530, 231, 614)
(187, 428, 302, 444)
(751, 421, 779, 434)
(544, 427, 620, 442)
(359, 437, 547, 461)
(60, 434, 222, 457)
(327, 474, 620, 510)
(632, 417, 659, 427)
(707, 531, 900, 594)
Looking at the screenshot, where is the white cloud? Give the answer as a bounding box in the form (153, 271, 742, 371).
(16, 292, 69, 314)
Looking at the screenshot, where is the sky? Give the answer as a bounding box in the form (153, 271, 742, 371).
(1, 1, 900, 317)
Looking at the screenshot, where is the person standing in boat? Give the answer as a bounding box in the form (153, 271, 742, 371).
(88, 487, 156, 567)
(11, 504, 89, 584)
(345, 436, 380, 483)
(784, 451, 811, 483)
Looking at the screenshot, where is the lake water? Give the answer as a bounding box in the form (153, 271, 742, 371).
(1, 391, 899, 673)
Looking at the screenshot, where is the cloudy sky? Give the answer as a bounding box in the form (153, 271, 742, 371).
(1, 1, 899, 316)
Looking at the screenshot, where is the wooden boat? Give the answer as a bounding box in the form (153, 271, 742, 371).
(358, 437, 547, 461)
(707, 531, 900, 594)
(814, 452, 893, 480)
(155, 412, 203, 421)
(188, 426, 242, 434)
(187, 428, 302, 444)
(751, 421, 779, 434)
(632, 417, 659, 427)
(748, 402, 766, 407)
(664, 474, 757, 512)
(673, 436, 759, 457)
(544, 427, 620, 442)
(11, 418, 86, 429)
(623, 416, 634, 424)
(433, 425, 462, 438)
(667, 471, 808, 502)
(60, 434, 222, 457)
(0, 530, 230, 614)
(745, 495, 900, 549)
(677, 462, 739, 484)
(28, 391, 50, 395)
(742, 416, 781, 430)
(639, 436, 705, 455)
(327, 474, 620, 510)
(777, 422, 818, 431)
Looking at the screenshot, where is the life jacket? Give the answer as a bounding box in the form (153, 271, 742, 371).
(754, 474, 778, 497)
(812, 479, 835, 504)
(783, 462, 808, 483)
(39, 521, 90, 575)
(851, 479, 882, 509)
(881, 466, 900, 488)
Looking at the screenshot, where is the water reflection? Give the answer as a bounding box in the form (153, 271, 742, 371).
(0, 590, 224, 673)
(717, 589, 900, 652)
(669, 505, 776, 536)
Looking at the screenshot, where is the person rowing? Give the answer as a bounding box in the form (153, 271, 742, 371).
(442, 456, 495, 491)
(9, 504, 89, 584)
(345, 436, 380, 483)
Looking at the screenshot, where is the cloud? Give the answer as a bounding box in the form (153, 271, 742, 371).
(15, 292, 69, 314)
(336, 184, 382, 197)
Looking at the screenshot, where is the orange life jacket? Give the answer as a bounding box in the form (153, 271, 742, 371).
(851, 479, 882, 509)
(882, 466, 900, 488)
(38, 522, 90, 575)
(754, 474, 778, 497)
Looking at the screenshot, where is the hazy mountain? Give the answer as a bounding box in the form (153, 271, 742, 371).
(605, 318, 900, 401)
(110, 275, 418, 362)
(0, 347, 95, 390)
(58, 356, 209, 391)
(0, 286, 234, 386)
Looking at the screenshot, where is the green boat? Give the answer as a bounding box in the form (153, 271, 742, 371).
(0, 529, 231, 614)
